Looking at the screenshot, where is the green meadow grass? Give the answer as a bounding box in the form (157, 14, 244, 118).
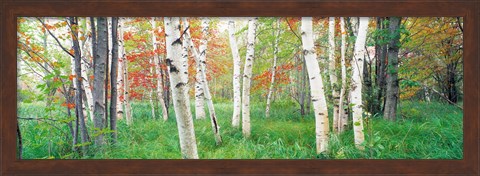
(17, 100, 463, 159)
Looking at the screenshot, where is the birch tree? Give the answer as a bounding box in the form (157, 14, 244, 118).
(70, 17, 89, 154)
(164, 17, 198, 159)
(194, 20, 207, 120)
(109, 17, 119, 143)
(78, 18, 94, 121)
(265, 18, 280, 118)
(350, 17, 369, 149)
(149, 56, 156, 119)
(180, 18, 193, 119)
(124, 49, 132, 125)
(328, 17, 340, 132)
(242, 17, 258, 138)
(383, 17, 402, 121)
(337, 17, 349, 133)
(228, 20, 242, 127)
(121, 18, 133, 125)
(184, 18, 222, 145)
(301, 17, 330, 154)
(92, 17, 108, 146)
(70, 47, 85, 119)
(116, 17, 125, 120)
(151, 17, 169, 121)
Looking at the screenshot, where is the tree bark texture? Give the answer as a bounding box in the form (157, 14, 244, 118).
(116, 17, 125, 120)
(164, 17, 199, 159)
(337, 17, 349, 133)
(228, 20, 242, 127)
(328, 17, 340, 133)
(152, 17, 169, 121)
(383, 17, 402, 121)
(92, 17, 108, 146)
(109, 17, 119, 143)
(241, 17, 258, 138)
(350, 17, 369, 149)
(301, 17, 330, 154)
(265, 18, 280, 118)
(70, 17, 89, 154)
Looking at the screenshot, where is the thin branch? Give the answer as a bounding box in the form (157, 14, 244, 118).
(19, 57, 46, 78)
(36, 17, 75, 58)
(18, 41, 55, 70)
(285, 17, 302, 41)
(456, 17, 463, 33)
(17, 117, 63, 122)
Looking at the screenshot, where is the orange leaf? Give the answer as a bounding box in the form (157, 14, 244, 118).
(69, 75, 76, 81)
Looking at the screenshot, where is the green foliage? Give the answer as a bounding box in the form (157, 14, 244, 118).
(371, 18, 410, 47)
(18, 100, 462, 159)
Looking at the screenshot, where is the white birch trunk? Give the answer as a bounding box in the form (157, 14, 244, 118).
(184, 18, 222, 145)
(241, 17, 257, 138)
(123, 17, 133, 125)
(107, 18, 112, 76)
(228, 20, 242, 127)
(328, 17, 340, 133)
(301, 17, 330, 154)
(149, 56, 156, 119)
(78, 18, 94, 121)
(337, 17, 348, 133)
(194, 18, 207, 120)
(80, 53, 94, 121)
(151, 17, 169, 121)
(164, 17, 198, 159)
(265, 18, 280, 118)
(124, 54, 132, 125)
(199, 18, 222, 144)
(424, 88, 431, 102)
(180, 18, 193, 118)
(121, 17, 132, 125)
(116, 17, 125, 120)
(350, 17, 369, 149)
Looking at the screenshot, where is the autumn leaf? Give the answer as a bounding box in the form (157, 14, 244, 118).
(69, 75, 76, 81)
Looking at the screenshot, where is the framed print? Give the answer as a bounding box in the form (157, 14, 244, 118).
(1, 0, 479, 175)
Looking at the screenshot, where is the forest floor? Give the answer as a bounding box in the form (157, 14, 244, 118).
(18, 100, 463, 159)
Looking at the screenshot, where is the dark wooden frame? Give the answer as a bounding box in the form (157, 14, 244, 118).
(1, 0, 478, 175)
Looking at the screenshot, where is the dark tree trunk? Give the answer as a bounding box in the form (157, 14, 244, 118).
(105, 19, 110, 130)
(70, 17, 89, 154)
(16, 120, 22, 159)
(64, 87, 74, 146)
(383, 17, 401, 121)
(92, 17, 108, 146)
(374, 17, 388, 115)
(161, 56, 171, 115)
(90, 17, 97, 72)
(299, 56, 307, 116)
(110, 17, 119, 143)
(446, 63, 458, 104)
(363, 54, 373, 113)
(306, 78, 311, 114)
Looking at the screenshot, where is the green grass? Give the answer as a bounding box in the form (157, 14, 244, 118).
(17, 100, 463, 159)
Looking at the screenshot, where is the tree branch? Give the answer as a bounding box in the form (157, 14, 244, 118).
(285, 17, 302, 42)
(36, 17, 75, 58)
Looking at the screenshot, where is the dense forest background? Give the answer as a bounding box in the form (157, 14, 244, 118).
(17, 17, 463, 159)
